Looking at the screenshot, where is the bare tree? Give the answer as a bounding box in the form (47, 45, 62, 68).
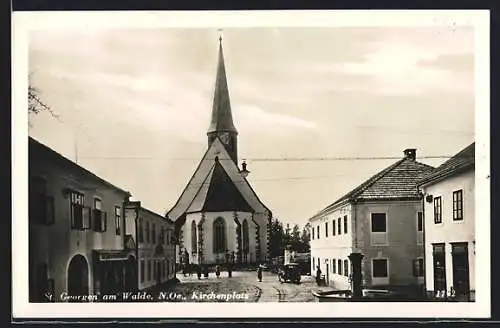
(28, 73, 58, 119)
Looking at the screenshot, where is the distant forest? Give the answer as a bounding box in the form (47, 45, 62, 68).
(269, 218, 310, 258)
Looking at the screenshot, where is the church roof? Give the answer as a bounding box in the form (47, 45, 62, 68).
(311, 150, 434, 219)
(207, 37, 237, 135)
(418, 142, 475, 187)
(166, 137, 271, 222)
(187, 159, 253, 213)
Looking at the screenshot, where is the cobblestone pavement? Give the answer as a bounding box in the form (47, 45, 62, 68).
(147, 270, 332, 302)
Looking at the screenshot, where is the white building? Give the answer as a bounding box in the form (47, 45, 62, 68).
(309, 149, 433, 291)
(418, 142, 475, 301)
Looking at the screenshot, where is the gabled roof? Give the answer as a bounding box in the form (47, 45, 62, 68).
(166, 137, 271, 222)
(29, 136, 131, 196)
(187, 160, 253, 213)
(311, 156, 434, 220)
(418, 142, 475, 187)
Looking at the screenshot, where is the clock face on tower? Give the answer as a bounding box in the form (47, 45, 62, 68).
(220, 132, 230, 145)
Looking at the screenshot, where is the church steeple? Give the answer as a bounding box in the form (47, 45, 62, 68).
(207, 35, 238, 163)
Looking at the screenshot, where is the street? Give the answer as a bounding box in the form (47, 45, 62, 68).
(147, 270, 332, 302)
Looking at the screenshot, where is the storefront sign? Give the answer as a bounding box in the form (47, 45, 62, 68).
(99, 254, 129, 261)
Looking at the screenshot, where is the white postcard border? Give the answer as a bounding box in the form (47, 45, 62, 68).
(12, 9, 491, 318)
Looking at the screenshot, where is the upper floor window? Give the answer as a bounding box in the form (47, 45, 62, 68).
(417, 212, 423, 232)
(453, 190, 463, 221)
(371, 213, 387, 233)
(311, 227, 315, 240)
(70, 191, 89, 230)
(30, 177, 55, 225)
(93, 198, 106, 232)
(332, 219, 336, 236)
(145, 221, 150, 243)
(138, 219, 144, 243)
(114, 206, 121, 236)
(325, 222, 328, 237)
(434, 196, 442, 224)
(337, 218, 342, 235)
(343, 215, 348, 234)
(316, 226, 320, 239)
(152, 223, 156, 244)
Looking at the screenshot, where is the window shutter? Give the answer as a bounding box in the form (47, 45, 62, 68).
(45, 196, 55, 225)
(103, 211, 107, 232)
(83, 206, 90, 230)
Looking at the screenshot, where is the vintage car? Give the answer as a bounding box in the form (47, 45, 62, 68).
(278, 263, 301, 283)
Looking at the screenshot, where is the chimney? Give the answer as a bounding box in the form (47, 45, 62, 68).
(403, 148, 417, 160)
(239, 160, 250, 178)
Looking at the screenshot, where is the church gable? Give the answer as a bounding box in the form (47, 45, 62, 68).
(207, 139, 270, 216)
(197, 160, 253, 213)
(167, 138, 270, 222)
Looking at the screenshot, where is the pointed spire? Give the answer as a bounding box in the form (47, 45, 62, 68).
(207, 34, 237, 135)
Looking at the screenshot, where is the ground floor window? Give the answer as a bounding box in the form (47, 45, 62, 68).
(337, 259, 342, 275)
(332, 259, 336, 274)
(372, 259, 388, 278)
(140, 260, 145, 283)
(343, 260, 349, 277)
(413, 258, 424, 277)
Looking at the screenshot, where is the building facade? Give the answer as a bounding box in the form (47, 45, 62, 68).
(124, 201, 177, 290)
(166, 38, 272, 266)
(418, 142, 475, 301)
(309, 149, 433, 291)
(29, 137, 136, 302)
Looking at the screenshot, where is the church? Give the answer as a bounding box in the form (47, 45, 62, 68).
(166, 37, 273, 266)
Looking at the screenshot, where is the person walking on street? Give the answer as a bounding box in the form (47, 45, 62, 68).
(315, 265, 322, 286)
(257, 265, 263, 282)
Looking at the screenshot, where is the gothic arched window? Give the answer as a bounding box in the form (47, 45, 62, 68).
(191, 221, 197, 253)
(213, 217, 226, 253)
(242, 219, 249, 253)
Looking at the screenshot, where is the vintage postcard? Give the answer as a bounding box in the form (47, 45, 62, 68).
(12, 10, 490, 319)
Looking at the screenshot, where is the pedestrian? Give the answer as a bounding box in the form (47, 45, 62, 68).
(257, 265, 263, 282)
(215, 265, 221, 279)
(315, 265, 322, 286)
(197, 265, 202, 280)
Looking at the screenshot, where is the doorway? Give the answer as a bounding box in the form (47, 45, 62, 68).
(67, 255, 89, 297)
(125, 256, 138, 291)
(432, 244, 446, 297)
(451, 243, 470, 301)
(156, 261, 162, 285)
(325, 263, 329, 285)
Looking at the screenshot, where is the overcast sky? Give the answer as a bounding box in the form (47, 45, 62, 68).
(28, 26, 475, 227)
